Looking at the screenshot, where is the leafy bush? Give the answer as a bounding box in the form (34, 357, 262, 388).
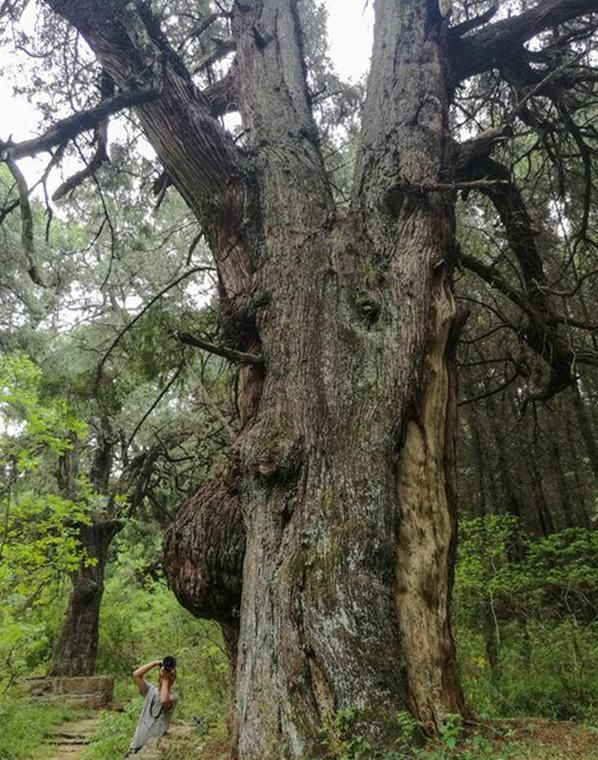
(455, 517, 598, 723)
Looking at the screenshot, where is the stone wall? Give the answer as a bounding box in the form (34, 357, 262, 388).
(26, 675, 114, 709)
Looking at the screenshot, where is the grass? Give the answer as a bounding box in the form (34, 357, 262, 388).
(0, 689, 83, 760)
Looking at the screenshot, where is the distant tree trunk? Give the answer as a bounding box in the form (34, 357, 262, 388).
(481, 601, 501, 682)
(527, 451, 555, 536)
(51, 425, 120, 676)
(465, 405, 489, 516)
(51, 520, 121, 676)
(486, 396, 523, 520)
(549, 435, 573, 529)
(572, 385, 598, 482)
(564, 410, 592, 528)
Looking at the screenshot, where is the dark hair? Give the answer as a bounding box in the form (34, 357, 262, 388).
(162, 655, 177, 671)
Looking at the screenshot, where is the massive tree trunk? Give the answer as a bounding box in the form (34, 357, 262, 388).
(169, 2, 462, 754)
(40, 0, 597, 755)
(47, 0, 465, 753)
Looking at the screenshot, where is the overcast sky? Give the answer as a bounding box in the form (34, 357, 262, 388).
(326, 0, 374, 81)
(1, 1, 374, 134)
(0, 1, 374, 190)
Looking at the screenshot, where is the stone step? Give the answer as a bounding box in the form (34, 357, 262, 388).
(48, 748, 82, 756)
(45, 736, 90, 745)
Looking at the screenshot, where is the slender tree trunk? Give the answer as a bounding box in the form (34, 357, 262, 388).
(486, 396, 522, 520)
(51, 521, 120, 676)
(549, 434, 573, 529)
(572, 385, 598, 482)
(527, 451, 555, 536)
(465, 405, 489, 517)
(564, 410, 592, 528)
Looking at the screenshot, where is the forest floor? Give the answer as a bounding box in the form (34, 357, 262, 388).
(190, 719, 598, 759)
(415, 717, 598, 760)
(493, 717, 598, 759)
(38, 714, 598, 759)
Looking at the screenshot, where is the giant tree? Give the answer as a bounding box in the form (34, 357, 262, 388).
(2, 0, 598, 756)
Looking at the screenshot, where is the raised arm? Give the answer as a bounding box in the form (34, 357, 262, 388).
(132, 659, 161, 695)
(159, 667, 176, 710)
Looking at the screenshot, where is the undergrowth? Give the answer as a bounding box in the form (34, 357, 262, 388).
(0, 689, 80, 760)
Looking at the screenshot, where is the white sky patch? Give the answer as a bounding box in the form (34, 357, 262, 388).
(1, 1, 374, 144)
(325, 0, 373, 82)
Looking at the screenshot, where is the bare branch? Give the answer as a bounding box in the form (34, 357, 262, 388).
(94, 266, 211, 391)
(125, 362, 185, 453)
(4, 156, 45, 286)
(1, 86, 159, 161)
(172, 330, 264, 367)
(451, 0, 598, 84)
(52, 120, 109, 201)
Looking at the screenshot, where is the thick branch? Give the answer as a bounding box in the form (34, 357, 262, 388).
(172, 330, 264, 367)
(458, 157, 583, 398)
(460, 253, 537, 318)
(354, 1, 449, 246)
(462, 252, 578, 399)
(1, 86, 158, 161)
(231, 0, 332, 204)
(451, 0, 598, 83)
(44, 0, 252, 300)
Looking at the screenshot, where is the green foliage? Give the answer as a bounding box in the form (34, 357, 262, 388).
(0, 352, 87, 463)
(455, 516, 598, 723)
(319, 710, 519, 760)
(320, 708, 374, 759)
(83, 702, 139, 759)
(0, 688, 79, 760)
(456, 517, 598, 621)
(0, 353, 96, 687)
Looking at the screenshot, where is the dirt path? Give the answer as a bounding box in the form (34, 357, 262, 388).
(43, 717, 98, 759)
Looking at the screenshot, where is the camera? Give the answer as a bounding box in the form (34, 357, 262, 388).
(161, 655, 176, 671)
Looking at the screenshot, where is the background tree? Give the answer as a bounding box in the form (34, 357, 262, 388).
(0, 158, 235, 677)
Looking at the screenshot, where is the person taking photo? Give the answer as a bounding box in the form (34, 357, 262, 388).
(125, 656, 178, 756)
